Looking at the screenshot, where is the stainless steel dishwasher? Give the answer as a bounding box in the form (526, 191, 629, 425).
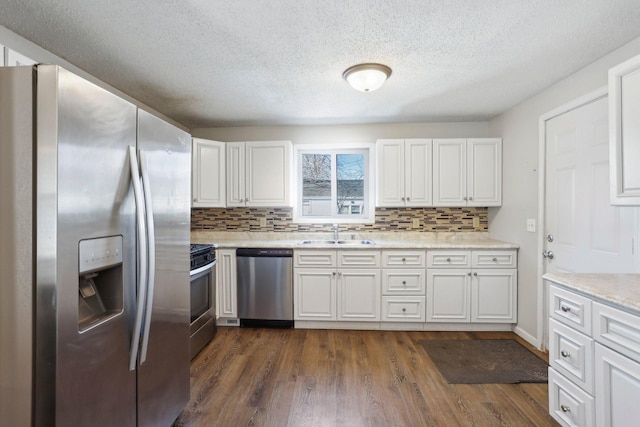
(236, 248, 294, 328)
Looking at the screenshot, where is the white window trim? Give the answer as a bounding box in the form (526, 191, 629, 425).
(293, 143, 375, 224)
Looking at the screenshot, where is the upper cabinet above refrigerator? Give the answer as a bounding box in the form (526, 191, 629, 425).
(609, 54, 640, 205)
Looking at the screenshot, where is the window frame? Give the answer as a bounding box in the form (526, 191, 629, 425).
(293, 143, 375, 224)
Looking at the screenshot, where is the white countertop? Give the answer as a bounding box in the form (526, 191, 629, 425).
(543, 273, 640, 314)
(191, 231, 519, 250)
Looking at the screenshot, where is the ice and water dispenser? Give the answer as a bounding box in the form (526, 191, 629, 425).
(78, 236, 124, 332)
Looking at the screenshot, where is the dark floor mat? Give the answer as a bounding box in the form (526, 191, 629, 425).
(419, 339, 548, 384)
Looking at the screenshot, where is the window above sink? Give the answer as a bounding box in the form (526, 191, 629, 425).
(292, 143, 375, 224)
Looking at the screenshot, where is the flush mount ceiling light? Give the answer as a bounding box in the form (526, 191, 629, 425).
(342, 63, 392, 92)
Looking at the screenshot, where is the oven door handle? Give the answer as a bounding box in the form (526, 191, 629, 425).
(190, 259, 217, 277)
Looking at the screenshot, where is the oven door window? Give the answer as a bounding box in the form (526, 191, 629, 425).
(190, 271, 211, 322)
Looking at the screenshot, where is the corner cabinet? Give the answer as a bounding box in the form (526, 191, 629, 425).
(376, 139, 433, 207)
(227, 141, 292, 207)
(547, 282, 640, 427)
(609, 54, 640, 205)
(192, 138, 226, 207)
(432, 138, 502, 207)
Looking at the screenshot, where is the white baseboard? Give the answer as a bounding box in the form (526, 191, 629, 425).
(514, 326, 539, 349)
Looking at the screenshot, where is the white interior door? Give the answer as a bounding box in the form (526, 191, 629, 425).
(541, 92, 640, 350)
(544, 95, 637, 276)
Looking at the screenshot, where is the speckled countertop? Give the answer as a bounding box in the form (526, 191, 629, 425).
(544, 273, 640, 314)
(191, 231, 519, 250)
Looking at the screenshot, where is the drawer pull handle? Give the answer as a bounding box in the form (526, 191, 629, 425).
(560, 306, 571, 313)
(560, 350, 570, 358)
(492, 257, 498, 262)
(560, 405, 571, 413)
(446, 257, 451, 262)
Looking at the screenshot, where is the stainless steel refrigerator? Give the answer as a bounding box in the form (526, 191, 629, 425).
(0, 65, 191, 426)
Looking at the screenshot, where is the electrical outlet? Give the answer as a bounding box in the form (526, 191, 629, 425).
(260, 217, 267, 228)
(473, 217, 480, 228)
(526, 219, 536, 233)
(412, 218, 420, 228)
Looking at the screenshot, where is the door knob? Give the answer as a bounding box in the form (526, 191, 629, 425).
(543, 250, 554, 259)
(547, 234, 554, 242)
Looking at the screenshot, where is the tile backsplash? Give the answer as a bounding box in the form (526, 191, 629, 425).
(191, 207, 488, 232)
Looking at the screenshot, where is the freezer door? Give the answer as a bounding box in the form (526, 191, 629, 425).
(35, 65, 138, 426)
(136, 109, 191, 427)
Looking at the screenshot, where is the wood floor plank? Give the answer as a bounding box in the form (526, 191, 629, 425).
(175, 328, 559, 427)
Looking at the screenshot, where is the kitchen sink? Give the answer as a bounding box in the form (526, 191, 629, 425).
(297, 239, 375, 246)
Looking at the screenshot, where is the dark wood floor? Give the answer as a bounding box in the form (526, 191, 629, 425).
(174, 327, 558, 427)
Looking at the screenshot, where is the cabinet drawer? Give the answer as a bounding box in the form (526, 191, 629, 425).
(549, 285, 592, 336)
(294, 250, 336, 267)
(593, 302, 640, 363)
(382, 296, 425, 322)
(337, 250, 380, 268)
(549, 318, 594, 394)
(471, 250, 517, 268)
(427, 250, 471, 268)
(382, 269, 425, 294)
(548, 367, 594, 427)
(382, 250, 425, 268)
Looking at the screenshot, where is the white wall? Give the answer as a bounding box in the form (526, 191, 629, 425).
(488, 35, 640, 346)
(192, 121, 489, 144)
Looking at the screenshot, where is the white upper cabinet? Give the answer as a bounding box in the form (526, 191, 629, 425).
(609, 54, 640, 205)
(192, 138, 226, 207)
(6, 49, 36, 66)
(433, 138, 502, 207)
(0, 45, 5, 66)
(227, 141, 292, 207)
(376, 138, 432, 207)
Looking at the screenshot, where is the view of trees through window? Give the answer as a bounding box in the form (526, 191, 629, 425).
(301, 151, 366, 217)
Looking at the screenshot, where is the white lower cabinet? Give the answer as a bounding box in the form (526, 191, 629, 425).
(217, 249, 237, 319)
(381, 250, 426, 322)
(426, 250, 517, 323)
(547, 282, 640, 427)
(294, 250, 380, 322)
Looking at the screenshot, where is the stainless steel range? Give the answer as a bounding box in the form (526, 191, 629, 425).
(189, 244, 217, 359)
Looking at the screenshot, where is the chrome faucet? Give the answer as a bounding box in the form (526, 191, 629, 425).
(333, 224, 339, 241)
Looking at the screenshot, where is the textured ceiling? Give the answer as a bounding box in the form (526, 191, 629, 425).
(2, 1, 640, 128)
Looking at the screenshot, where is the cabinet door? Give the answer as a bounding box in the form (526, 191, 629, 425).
(433, 139, 467, 206)
(376, 139, 405, 207)
(192, 138, 226, 207)
(217, 249, 237, 318)
(405, 138, 433, 206)
(295, 269, 336, 320)
(595, 343, 640, 426)
(426, 269, 470, 322)
(6, 49, 36, 66)
(467, 138, 502, 206)
(471, 269, 516, 323)
(245, 141, 291, 207)
(226, 142, 245, 206)
(338, 269, 380, 321)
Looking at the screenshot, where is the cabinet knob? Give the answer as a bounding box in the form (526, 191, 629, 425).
(193, 198, 197, 202)
(560, 305, 570, 313)
(446, 257, 451, 262)
(332, 272, 336, 276)
(402, 281, 407, 285)
(406, 197, 410, 201)
(463, 197, 468, 201)
(560, 350, 570, 358)
(469, 197, 473, 200)
(473, 272, 477, 276)
(468, 272, 472, 276)
(402, 257, 406, 262)
(401, 197, 405, 201)
(402, 307, 406, 312)
(492, 257, 498, 262)
(560, 405, 571, 413)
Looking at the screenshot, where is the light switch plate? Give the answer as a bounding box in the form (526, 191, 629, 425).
(260, 217, 267, 228)
(526, 219, 536, 233)
(412, 218, 420, 228)
(473, 217, 480, 228)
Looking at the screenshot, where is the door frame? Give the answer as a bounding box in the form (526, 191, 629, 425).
(536, 86, 608, 350)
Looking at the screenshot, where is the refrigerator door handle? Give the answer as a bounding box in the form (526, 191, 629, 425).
(128, 146, 148, 371)
(139, 149, 156, 364)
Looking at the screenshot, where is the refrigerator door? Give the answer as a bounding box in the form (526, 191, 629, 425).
(136, 109, 191, 427)
(36, 65, 138, 426)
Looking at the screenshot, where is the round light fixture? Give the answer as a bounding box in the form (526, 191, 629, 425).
(342, 63, 392, 92)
